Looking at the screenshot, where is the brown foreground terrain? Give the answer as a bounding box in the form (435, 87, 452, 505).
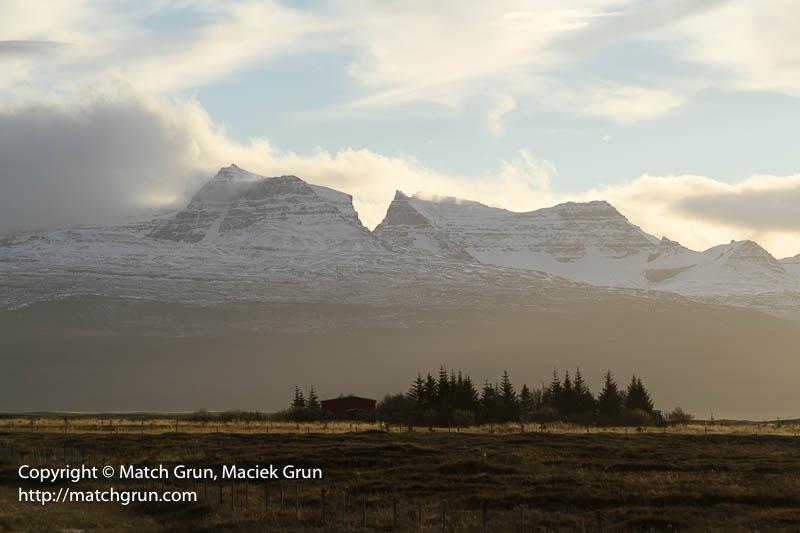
(2, 293, 800, 419)
(2, 427, 800, 532)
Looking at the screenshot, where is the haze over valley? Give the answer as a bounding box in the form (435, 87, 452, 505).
(2, 165, 798, 418)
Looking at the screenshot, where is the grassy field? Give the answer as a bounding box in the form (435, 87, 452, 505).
(3, 416, 800, 436)
(3, 422, 800, 532)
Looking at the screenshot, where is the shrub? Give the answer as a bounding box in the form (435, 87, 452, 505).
(422, 409, 438, 427)
(451, 409, 476, 428)
(533, 406, 560, 422)
(666, 407, 693, 425)
(625, 408, 654, 427)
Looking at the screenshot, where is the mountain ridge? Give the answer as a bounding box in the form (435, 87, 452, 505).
(2, 165, 798, 318)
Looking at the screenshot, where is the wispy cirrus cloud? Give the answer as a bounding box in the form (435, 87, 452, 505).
(2, 84, 799, 259)
(0, 0, 734, 125)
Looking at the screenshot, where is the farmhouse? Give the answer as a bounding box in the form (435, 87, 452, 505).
(320, 395, 376, 420)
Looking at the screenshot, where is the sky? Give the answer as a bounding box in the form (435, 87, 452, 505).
(1, 0, 800, 258)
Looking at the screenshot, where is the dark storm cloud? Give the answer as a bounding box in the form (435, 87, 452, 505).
(0, 40, 67, 57)
(0, 95, 206, 234)
(675, 186, 800, 232)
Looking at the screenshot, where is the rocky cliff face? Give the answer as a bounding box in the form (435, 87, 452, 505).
(374, 192, 657, 264)
(2, 165, 799, 318)
(372, 190, 799, 303)
(780, 254, 800, 278)
(150, 165, 382, 251)
(655, 240, 794, 296)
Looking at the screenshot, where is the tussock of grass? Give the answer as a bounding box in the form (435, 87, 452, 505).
(3, 424, 800, 531)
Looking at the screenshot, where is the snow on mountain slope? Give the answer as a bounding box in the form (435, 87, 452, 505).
(151, 165, 383, 251)
(656, 241, 792, 294)
(373, 190, 800, 315)
(375, 191, 658, 278)
(374, 191, 690, 286)
(780, 255, 800, 279)
(2, 165, 799, 318)
(0, 166, 570, 313)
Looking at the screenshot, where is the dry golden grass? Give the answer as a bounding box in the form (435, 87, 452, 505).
(3, 416, 800, 437)
(3, 420, 800, 532)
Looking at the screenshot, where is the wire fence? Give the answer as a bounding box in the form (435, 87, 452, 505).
(1, 439, 640, 532)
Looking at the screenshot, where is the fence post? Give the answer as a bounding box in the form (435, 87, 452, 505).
(321, 488, 326, 525)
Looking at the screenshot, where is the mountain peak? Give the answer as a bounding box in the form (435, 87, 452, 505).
(376, 190, 432, 229)
(150, 166, 379, 249)
(542, 200, 621, 217)
(704, 239, 787, 277)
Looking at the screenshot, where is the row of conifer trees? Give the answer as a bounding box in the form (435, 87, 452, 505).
(376, 368, 656, 426)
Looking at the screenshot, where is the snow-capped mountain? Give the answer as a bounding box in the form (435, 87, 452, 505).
(375, 192, 665, 285)
(373, 190, 800, 315)
(781, 254, 800, 278)
(1, 166, 798, 318)
(151, 164, 383, 251)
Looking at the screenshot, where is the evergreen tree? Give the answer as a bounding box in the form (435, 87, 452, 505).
(544, 368, 562, 409)
(625, 374, 654, 412)
(292, 385, 306, 409)
(407, 374, 424, 404)
(307, 386, 319, 409)
(519, 385, 534, 416)
(597, 370, 623, 418)
(462, 375, 480, 412)
(480, 380, 497, 423)
(573, 367, 595, 414)
(558, 370, 576, 415)
(407, 374, 425, 421)
(499, 370, 519, 421)
(437, 367, 451, 423)
(423, 373, 438, 409)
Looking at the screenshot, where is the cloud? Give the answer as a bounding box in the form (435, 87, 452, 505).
(669, 0, 800, 96)
(0, 86, 209, 232)
(552, 0, 733, 53)
(2, 83, 799, 259)
(0, 0, 712, 127)
(5, 0, 799, 130)
(586, 175, 800, 259)
(0, 40, 67, 58)
(487, 95, 517, 136)
(530, 79, 688, 122)
(0, 83, 558, 234)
